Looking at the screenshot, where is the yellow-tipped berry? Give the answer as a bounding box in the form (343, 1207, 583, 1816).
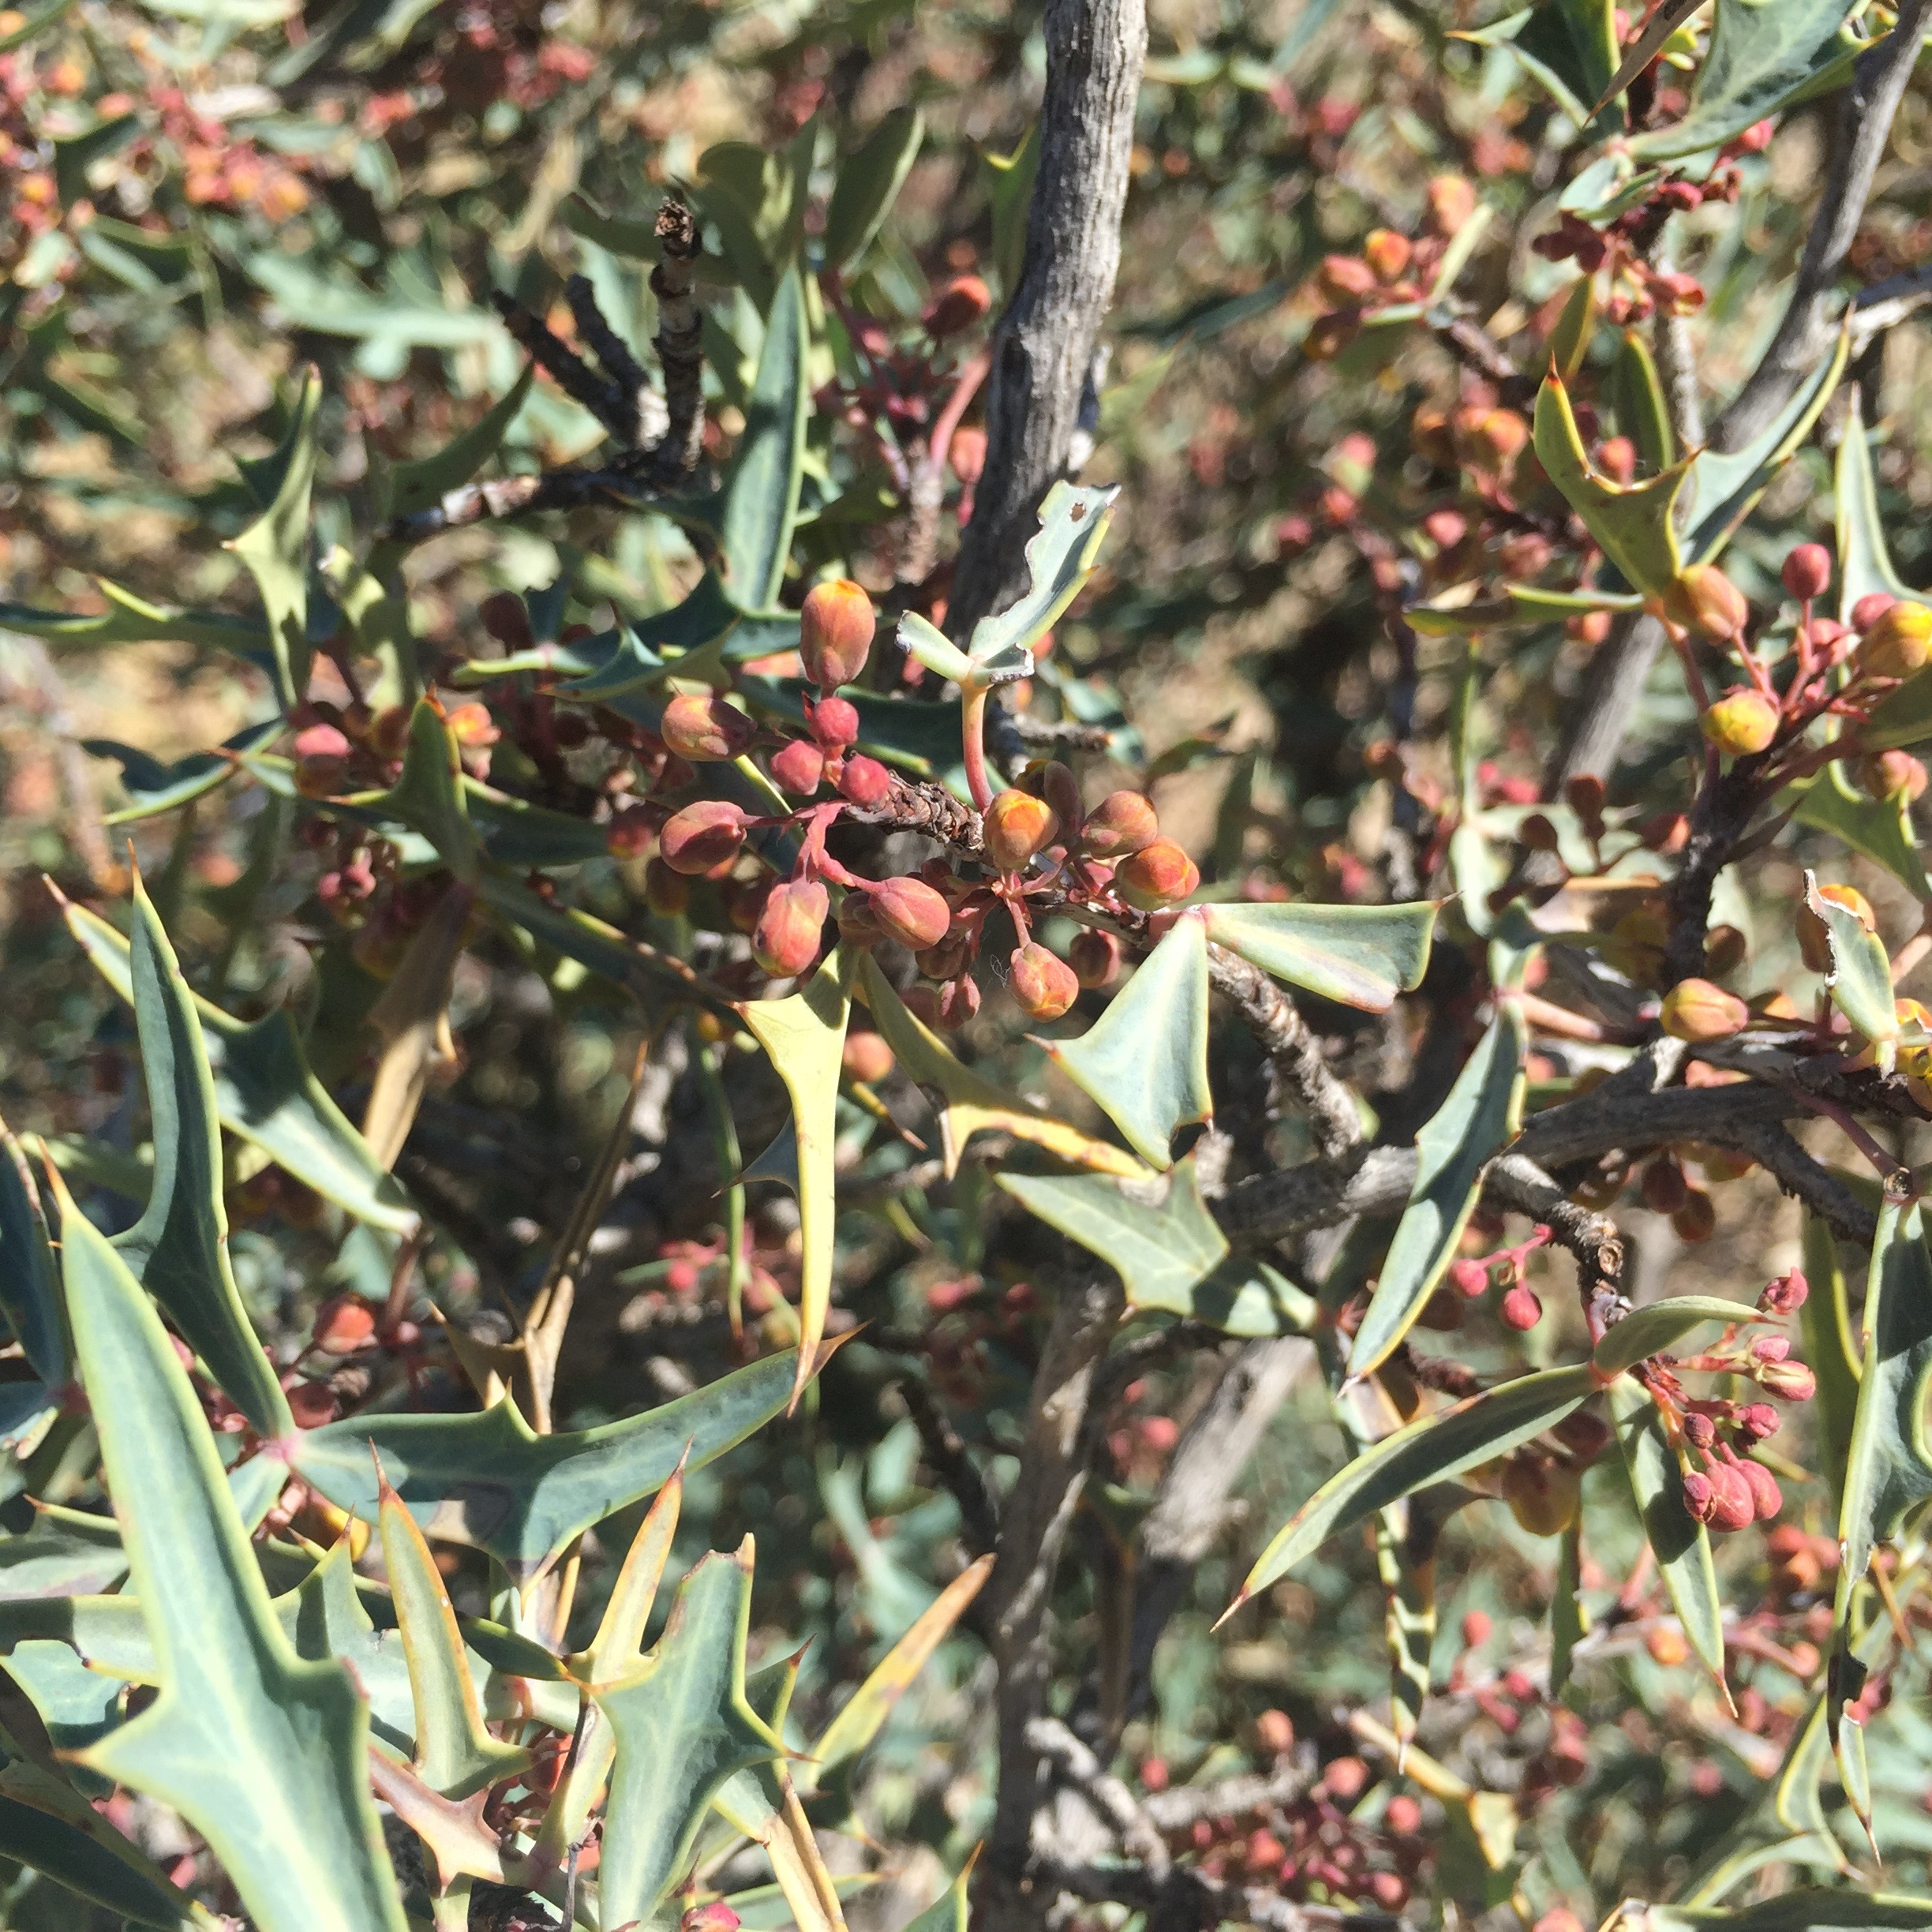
(1661, 977, 1750, 1043)
(658, 799, 749, 875)
(1859, 599, 1932, 678)
(1699, 689, 1778, 756)
(983, 789, 1060, 871)
(1080, 791, 1160, 860)
(1116, 839, 1200, 910)
(753, 879, 828, 978)
(1675, 564, 1750, 640)
(869, 876, 953, 952)
(799, 578, 876, 688)
(660, 693, 755, 763)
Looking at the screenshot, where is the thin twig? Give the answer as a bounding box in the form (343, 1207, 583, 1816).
(652, 197, 706, 474)
(898, 1373, 1002, 1556)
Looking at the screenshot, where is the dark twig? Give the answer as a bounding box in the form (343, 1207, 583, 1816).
(651, 197, 706, 475)
(899, 1373, 1002, 1556)
(566, 273, 656, 447)
(1206, 942, 1363, 1163)
(1031, 1852, 1397, 1932)
(492, 291, 631, 442)
(1712, 0, 1932, 451)
(1011, 714, 1116, 752)
(1662, 751, 1766, 987)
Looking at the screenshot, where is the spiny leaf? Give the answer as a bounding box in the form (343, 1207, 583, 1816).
(1000, 1159, 1314, 1335)
(964, 481, 1118, 668)
(1628, 0, 1868, 162)
(114, 876, 292, 1439)
(1533, 366, 1690, 597)
(1792, 766, 1930, 900)
(720, 264, 808, 609)
(383, 364, 534, 526)
(1609, 328, 1676, 473)
(53, 1176, 407, 1932)
(857, 956, 1147, 1178)
(594, 1544, 782, 1931)
(227, 365, 322, 707)
(1592, 1294, 1765, 1378)
(62, 897, 417, 1234)
(1047, 913, 1212, 1170)
(361, 882, 473, 1170)
(1801, 1213, 1863, 1515)
(1588, 0, 1705, 116)
(1230, 1366, 1596, 1607)
(1200, 899, 1437, 1012)
(0, 1118, 66, 1384)
(1835, 394, 1915, 625)
(736, 958, 851, 1410)
(1804, 871, 1897, 1050)
(1608, 1376, 1727, 1690)
(289, 1346, 807, 1585)
(1376, 1507, 1436, 1750)
(713, 1757, 851, 1932)
(347, 699, 478, 883)
(900, 1857, 977, 1932)
(377, 1468, 531, 1799)
(1616, 1893, 1932, 1931)
(807, 1553, 994, 1790)
(83, 721, 282, 826)
(1550, 1522, 1588, 1702)
(1349, 1002, 1525, 1380)
(0, 578, 268, 656)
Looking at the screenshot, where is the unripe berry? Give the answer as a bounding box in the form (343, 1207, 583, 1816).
(799, 579, 876, 687)
(916, 932, 973, 982)
(1682, 1470, 1717, 1522)
(1426, 174, 1477, 237)
(1080, 791, 1160, 859)
(753, 878, 828, 978)
(769, 738, 825, 795)
(1010, 943, 1080, 1020)
(660, 693, 755, 763)
(1705, 1462, 1755, 1533)
(1737, 1400, 1782, 1440)
(683, 1901, 742, 1932)
(841, 1029, 895, 1084)
(1796, 882, 1875, 972)
(1316, 253, 1378, 302)
(1758, 1267, 1808, 1314)
(839, 754, 893, 807)
(1116, 839, 1200, 910)
(1449, 1256, 1491, 1297)
(1781, 544, 1832, 601)
(1700, 689, 1779, 756)
(1661, 977, 1750, 1043)
(869, 876, 953, 951)
(908, 975, 980, 1031)
(1363, 228, 1411, 282)
(1859, 749, 1929, 802)
(1858, 599, 1932, 678)
(1705, 924, 1748, 976)
(812, 696, 861, 748)
(1500, 1283, 1544, 1331)
(1461, 1609, 1492, 1648)
(1641, 1156, 1687, 1215)
(1597, 436, 1637, 484)
(1852, 591, 1899, 631)
(983, 789, 1060, 871)
(921, 274, 992, 340)
(644, 857, 690, 915)
(1738, 1458, 1781, 1521)
(1479, 410, 1529, 464)
(1759, 1359, 1817, 1402)
(659, 799, 749, 874)
(1675, 563, 1750, 639)
(1069, 928, 1123, 988)
(837, 893, 883, 947)
(1502, 1455, 1579, 1535)
(949, 426, 987, 485)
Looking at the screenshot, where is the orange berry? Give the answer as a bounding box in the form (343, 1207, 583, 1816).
(769, 738, 825, 795)
(753, 879, 828, 978)
(841, 1030, 895, 1084)
(660, 694, 755, 763)
(983, 789, 1059, 871)
(313, 1294, 378, 1354)
(1362, 229, 1411, 282)
(1010, 943, 1079, 1020)
(1316, 254, 1378, 303)
(799, 579, 876, 688)
(658, 800, 749, 874)
(1660, 977, 1750, 1043)
(868, 876, 952, 951)
(1116, 839, 1199, 910)
(921, 275, 993, 340)
(1080, 791, 1159, 859)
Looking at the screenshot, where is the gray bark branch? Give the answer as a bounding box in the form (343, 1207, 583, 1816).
(945, 0, 1148, 642)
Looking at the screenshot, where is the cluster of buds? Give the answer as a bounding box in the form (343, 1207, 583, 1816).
(1301, 175, 1477, 361)
(1447, 1222, 1554, 1331)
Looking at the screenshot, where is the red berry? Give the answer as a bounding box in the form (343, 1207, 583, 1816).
(839, 755, 893, 807)
(1781, 543, 1832, 601)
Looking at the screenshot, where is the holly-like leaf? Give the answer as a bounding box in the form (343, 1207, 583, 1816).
(347, 700, 478, 884)
(1406, 582, 1646, 635)
(62, 898, 417, 1234)
(1229, 1366, 1596, 1607)
(376, 1470, 531, 1799)
(1349, 1003, 1526, 1380)
(1200, 899, 1437, 1012)
(1610, 328, 1676, 473)
(83, 721, 283, 826)
(1804, 871, 1897, 1050)
(1619, 1893, 1932, 1932)
(1550, 1522, 1588, 1702)
(822, 107, 924, 272)
(1000, 1158, 1315, 1335)
(558, 573, 739, 698)
(381, 365, 534, 528)
(0, 1507, 127, 1600)
(1587, 0, 1702, 116)
(1792, 767, 1930, 900)
(1629, 0, 1869, 163)
(963, 481, 1118, 669)
(713, 1756, 851, 1932)
(720, 264, 808, 611)
(1533, 367, 1690, 597)
(1801, 1214, 1863, 1515)
(1592, 1294, 1765, 1376)
(288, 1346, 806, 1586)
(1047, 913, 1212, 1170)
(52, 1177, 407, 1932)
(594, 1544, 783, 1932)
(113, 878, 292, 1440)
(1834, 395, 1915, 625)
(1608, 1376, 1727, 1690)
(228, 365, 322, 708)
(857, 957, 1147, 1178)
(0, 578, 267, 657)
(0, 1119, 66, 1385)
(1460, 0, 1619, 125)
(900, 1859, 977, 1932)
(736, 959, 850, 1410)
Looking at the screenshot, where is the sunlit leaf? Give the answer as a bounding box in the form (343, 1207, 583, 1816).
(857, 956, 1148, 1178)
(1592, 1294, 1764, 1377)
(1000, 1158, 1315, 1335)
(720, 264, 808, 610)
(62, 898, 417, 1234)
(1834, 394, 1915, 625)
(0, 578, 267, 657)
(1609, 328, 1676, 474)
(83, 721, 282, 826)
(346, 700, 478, 884)
(289, 1346, 807, 1586)
(383, 365, 534, 526)
(53, 1178, 407, 1932)
(112, 878, 292, 1439)
(964, 481, 1118, 669)
(1047, 913, 1212, 1170)
(1801, 1214, 1862, 1515)
(228, 366, 322, 708)
(1608, 1376, 1727, 1690)
(1804, 871, 1897, 1050)
(736, 959, 850, 1410)
(1230, 1366, 1596, 1606)
(1349, 1002, 1525, 1379)
(1200, 899, 1437, 1012)
(1792, 766, 1930, 900)
(1617, 1893, 1932, 1931)
(1533, 366, 1689, 597)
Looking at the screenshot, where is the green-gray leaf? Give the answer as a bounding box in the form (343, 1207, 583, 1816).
(0, 1120, 66, 1385)
(1792, 767, 1930, 901)
(822, 108, 924, 272)
(83, 721, 283, 826)
(1804, 871, 1896, 1048)
(114, 878, 292, 1440)
(1047, 914, 1212, 1170)
(720, 266, 808, 611)
(964, 481, 1118, 668)
(1200, 899, 1437, 1012)
(229, 366, 322, 707)
(1592, 1294, 1764, 1377)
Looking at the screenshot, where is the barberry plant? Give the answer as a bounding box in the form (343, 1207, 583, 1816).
(13, 0, 1932, 1925)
